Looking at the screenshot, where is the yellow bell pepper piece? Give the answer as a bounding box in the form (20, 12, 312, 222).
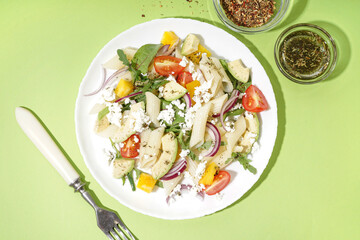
(187, 44, 212, 64)
(199, 162, 219, 186)
(161, 31, 179, 48)
(137, 173, 157, 193)
(114, 79, 134, 98)
(186, 80, 201, 105)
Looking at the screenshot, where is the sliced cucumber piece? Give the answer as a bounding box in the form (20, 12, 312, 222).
(228, 59, 250, 83)
(151, 132, 178, 179)
(181, 33, 200, 56)
(112, 158, 135, 178)
(162, 81, 187, 101)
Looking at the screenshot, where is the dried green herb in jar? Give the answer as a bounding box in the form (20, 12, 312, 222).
(279, 30, 330, 80)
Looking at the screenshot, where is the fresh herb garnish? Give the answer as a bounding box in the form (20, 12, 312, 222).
(134, 168, 143, 180)
(127, 170, 136, 191)
(224, 108, 245, 120)
(156, 181, 163, 188)
(178, 131, 199, 161)
(109, 138, 121, 158)
(131, 44, 162, 74)
(98, 107, 109, 120)
(226, 152, 257, 174)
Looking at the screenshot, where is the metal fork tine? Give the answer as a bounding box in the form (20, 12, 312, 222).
(117, 222, 135, 240)
(106, 233, 115, 240)
(110, 229, 123, 240)
(115, 224, 130, 240)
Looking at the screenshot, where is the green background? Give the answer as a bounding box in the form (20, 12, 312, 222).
(1, 0, 359, 239)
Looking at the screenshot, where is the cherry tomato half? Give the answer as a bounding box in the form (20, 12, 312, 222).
(121, 133, 141, 158)
(204, 170, 231, 195)
(153, 56, 185, 76)
(242, 85, 269, 112)
(177, 71, 193, 87)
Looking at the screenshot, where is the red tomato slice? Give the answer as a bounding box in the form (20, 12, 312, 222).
(154, 56, 185, 76)
(242, 85, 269, 112)
(177, 71, 193, 87)
(121, 133, 141, 158)
(204, 171, 231, 195)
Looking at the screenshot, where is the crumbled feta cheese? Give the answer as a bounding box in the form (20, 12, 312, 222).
(178, 111, 185, 117)
(133, 135, 139, 143)
(157, 104, 175, 125)
(124, 98, 130, 104)
(166, 74, 177, 82)
(119, 142, 124, 148)
(101, 86, 116, 102)
(179, 149, 190, 159)
(130, 108, 151, 133)
(195, 160, 207, 181)
(233, 102, 242, 110)
(179, 56, 189, 67)
(245, 111, 254, 119)
(171, 99, 186, 110)
(158, 86, 164, 98)
(106, 102, 123, 127)
(188, 61, 195, 74)
(103, 148, 116, 165)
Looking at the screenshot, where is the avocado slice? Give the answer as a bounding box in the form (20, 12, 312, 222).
(181, 33, 200, 56)
(151, 132, 178, 179)
(162, 81, 188, 101)
(112, 158, 135, 179)
(228, 59, 250, 83)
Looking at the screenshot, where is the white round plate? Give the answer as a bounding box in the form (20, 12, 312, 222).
(75, 18, 278, 220)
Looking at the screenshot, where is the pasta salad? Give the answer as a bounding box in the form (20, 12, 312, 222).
(87, 31, 269, 203)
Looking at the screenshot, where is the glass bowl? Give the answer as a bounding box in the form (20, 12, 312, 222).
(274, 23, 337, 84)
(213, 0, 289, 34)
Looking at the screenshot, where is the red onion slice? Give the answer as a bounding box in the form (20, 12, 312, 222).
(115, 91, 143, 103)
(160, 159, 187, 181)
(85, 67, 128, 96)
(212, 90, 240, 117)
(84, 67, 107, 96)
(156, 44, 171, 56)
(202, 122, 221, 157)
(183, 93, 192, 109)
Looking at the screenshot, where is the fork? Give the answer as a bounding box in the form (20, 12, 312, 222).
(15, 107, 136, 240)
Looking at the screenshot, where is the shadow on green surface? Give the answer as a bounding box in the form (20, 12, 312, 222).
(171, 16, 286, 214)
(274, 0, 308, 31)
(309, 21, 351, 82)
(18, 107, 139, 240)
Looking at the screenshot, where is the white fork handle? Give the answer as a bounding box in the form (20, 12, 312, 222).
(15, 107, 79, 185)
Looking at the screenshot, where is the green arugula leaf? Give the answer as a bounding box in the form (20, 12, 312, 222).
(134, 168, 143, 180)
(127, 171, 136, 191)
(132, 44, 162, 74)
(226, 152, 257, 174)
(224, 108, 245, 120)
(117, 49, 130, 67)
(97, 107, 109, 120)
(109, 138, 121, 158)
(155, 181, 163, 188)
(121, 176, 126, 185)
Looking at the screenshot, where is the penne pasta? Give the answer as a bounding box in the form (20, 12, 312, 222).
(190, 103, 213, 148)
(141, 127, 165, 169)
(145, 92, 161, 127)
